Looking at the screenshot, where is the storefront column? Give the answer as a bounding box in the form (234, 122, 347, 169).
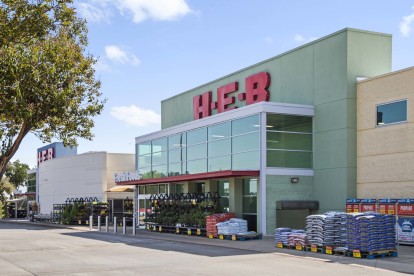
(204, 180, 217, 194)
(229, 178, 242, 218)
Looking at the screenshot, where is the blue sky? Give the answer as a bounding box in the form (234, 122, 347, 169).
(12, 0, 414, 168)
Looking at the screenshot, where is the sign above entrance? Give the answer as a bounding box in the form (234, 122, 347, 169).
(114, 171, 141, 183)
(193, 72, 271, 120)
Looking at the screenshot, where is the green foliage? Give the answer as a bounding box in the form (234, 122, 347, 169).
(61, 204, 73, 225)
(5, 160, 29, 189)
(0, 0, 106, 180)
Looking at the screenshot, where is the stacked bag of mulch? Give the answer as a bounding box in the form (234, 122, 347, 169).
(305, 215, 326, 246)
(216, 218, 249, 235)
(274, 227, 292, 246)
(346, 212, 396, 252)
(287, 230, 307, 247)
(206, 213, 235, 237)
(324, 212, 347, 247)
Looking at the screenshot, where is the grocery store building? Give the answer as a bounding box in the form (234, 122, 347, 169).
(119, 28, 392, 235)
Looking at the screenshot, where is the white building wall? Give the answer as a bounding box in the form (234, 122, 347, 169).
(38, 152, 108, 214)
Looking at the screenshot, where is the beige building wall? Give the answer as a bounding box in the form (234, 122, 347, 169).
(38, 152, 135, 214)
(357, 67, 414, 198)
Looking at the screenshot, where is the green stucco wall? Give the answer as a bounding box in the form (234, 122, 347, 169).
(160, 28, 392, 228)
(266, 175, 313, 234)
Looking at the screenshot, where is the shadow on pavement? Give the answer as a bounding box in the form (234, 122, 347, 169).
(61, 230, 263, 258)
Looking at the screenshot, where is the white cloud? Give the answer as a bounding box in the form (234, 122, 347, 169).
(113, 0, 192, 23)
(110, 105, 161, 127)
(77, 0, 192, 24)
(294, 34, 318, 44)
(400, 6, 414, 37)
(77, 2, 112, 23)
(105, 45, 140, 66)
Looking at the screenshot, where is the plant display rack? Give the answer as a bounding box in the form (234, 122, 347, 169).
(54, 197, 108, 225)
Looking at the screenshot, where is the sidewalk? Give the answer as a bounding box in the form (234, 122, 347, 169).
(1, 218, 413, 274)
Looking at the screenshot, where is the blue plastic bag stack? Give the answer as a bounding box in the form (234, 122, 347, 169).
(324, 212, 347, 247)
(347, 212, 396, 252)
(306, 215, 326, 246)
(274, 227, 291, 246)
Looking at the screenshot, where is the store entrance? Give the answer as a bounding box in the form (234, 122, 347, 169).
(137, 194, 151, 228)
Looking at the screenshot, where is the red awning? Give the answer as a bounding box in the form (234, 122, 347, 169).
(116, 170, 260, 186)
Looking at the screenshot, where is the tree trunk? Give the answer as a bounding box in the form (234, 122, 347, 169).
(0, 123, 31, 181)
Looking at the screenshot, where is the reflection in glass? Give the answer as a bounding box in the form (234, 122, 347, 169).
(152, 137, 168, 153)
(208, 155, 231, 172)
(169, 133, 187, 149)
(168, 162, 185, 176)
(242, 197, 257, 213)
(208, 122, 231, 141)
(137, 142, 151, 156)
(266, 114, 312, 132)
(267, 132, 312, 151)
(169, 148, 186, 163)
(138, 166, 152, 179)
(376, 100, 407, 126)
(187, 159, 207, 174)
(152, 151, 168, 166)
(187, 143, 207, 160)
(232, 151, 260, 170)
(187, 127, 207, 145)
(243, 179, 258, 195)
(232, 132, 259, 153)
(232, 114, 260, 136)
(208, 138, 231, 157)
(152, 165, 168, 178)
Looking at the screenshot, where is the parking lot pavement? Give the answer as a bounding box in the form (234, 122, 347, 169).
(1, 219, 413, 274)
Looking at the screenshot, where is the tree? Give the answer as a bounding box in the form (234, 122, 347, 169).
(5, 160, 30, 189)
(0, 0, 106, 181)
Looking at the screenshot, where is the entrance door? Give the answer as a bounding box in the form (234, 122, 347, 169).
(138, 195, 152, 228)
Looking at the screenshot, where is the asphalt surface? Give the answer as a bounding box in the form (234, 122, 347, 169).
(0, 219, 413, 275)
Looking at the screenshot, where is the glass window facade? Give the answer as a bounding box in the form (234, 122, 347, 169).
(376, 100, 407, 126)
(27, 173, 36, 193)
(136, 114, 261, 179)
(266, 114, 313, 169)
(135, 113, 313, 179)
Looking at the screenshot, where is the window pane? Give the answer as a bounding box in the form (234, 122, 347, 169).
(169, 133, 187, 149)
(377, 100, 407, 126)
(171, 183, 184, 194)
(137, 142, 151, 156)
(208, 138, 231, 157)
(138, 154, 151, 168)
(208, 155, 231, 172)
(152, 138, 168, 153)
(266, 114, 312, 132)
(267, 132, 312, 151)
(232, 114, 260, 135)
(232, 151, 260, 170)
(138, 186, 145, 194)
(159, 184, 167, 194)
(267, 150, 312, 168)
(218, 181, 230, 197)
(208, 122, 231, 141)
(187, 159, 207, 174)
(152, 151, 167, 166)
(152, 165, 168, 178)
(187, 127, 207, 145)
(242, 197, 257, 213)
(187, 143, 207, 160)
(243, 179, 258, 195)
(168, 162, 185, 176)
(169, 148, 186, 163)
(138, 167, 152, 179)
(232, 132, 259, 153)
(146, 185, 159, 195)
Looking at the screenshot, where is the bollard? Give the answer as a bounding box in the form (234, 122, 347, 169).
(105, 216, 109, 232)
(98, 216, 101, 231)
(89, 216, 93, 230)
(132, 215, 136, 235)
(114, 217, 117, 233)
(123, 217, 126, 235)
